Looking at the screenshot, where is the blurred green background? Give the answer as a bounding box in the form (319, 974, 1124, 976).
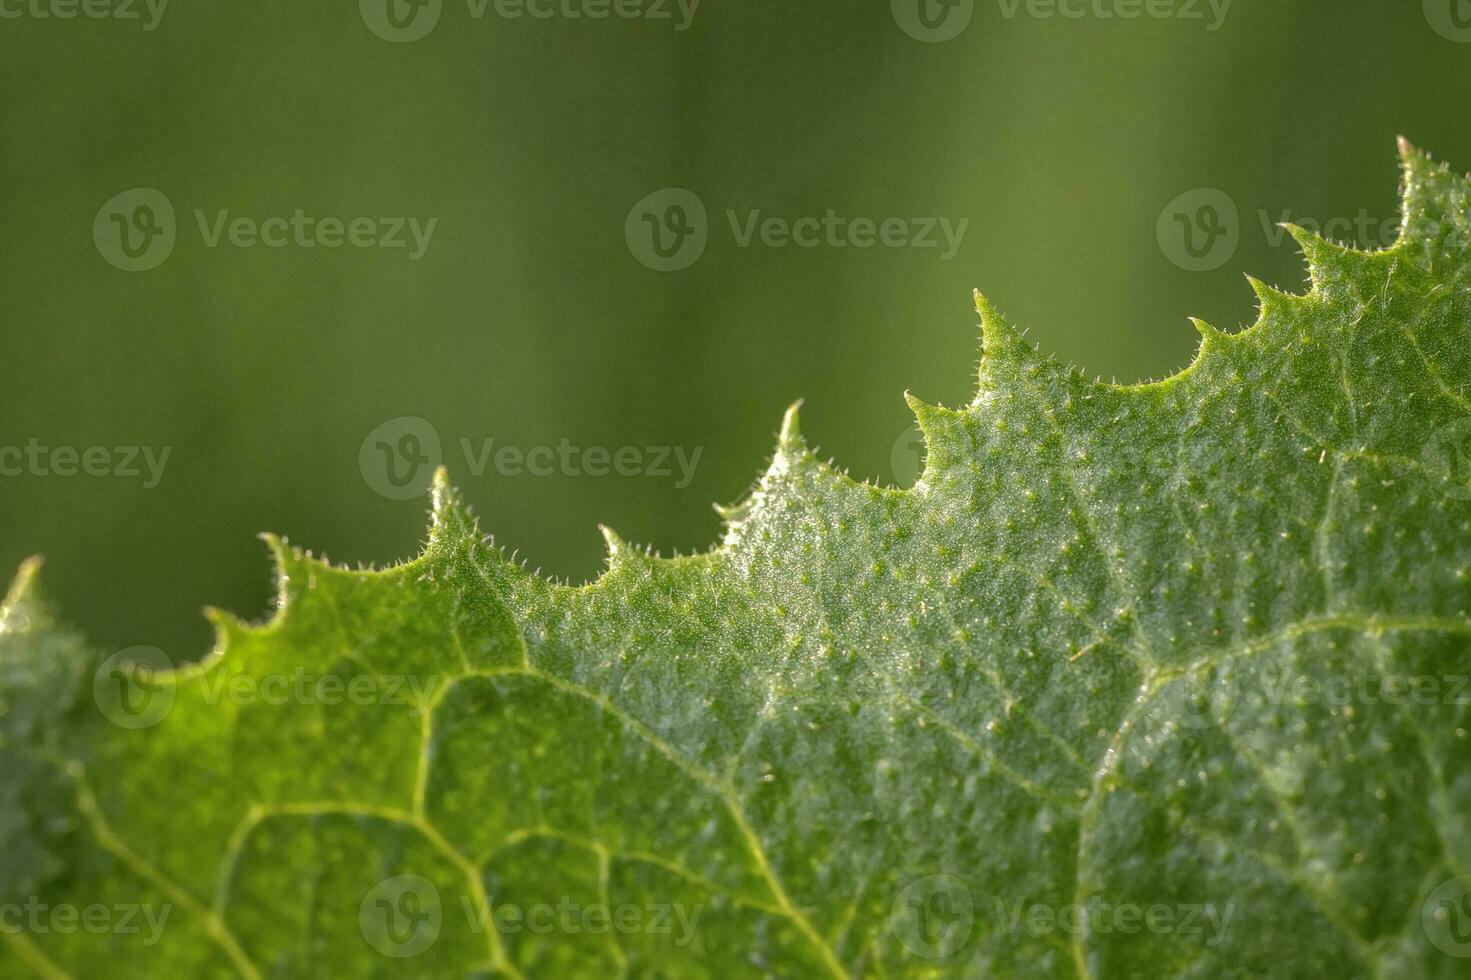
(2, 0, 1468, 658)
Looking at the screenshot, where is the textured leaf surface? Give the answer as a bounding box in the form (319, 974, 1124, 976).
(4, 144, 1471, 978)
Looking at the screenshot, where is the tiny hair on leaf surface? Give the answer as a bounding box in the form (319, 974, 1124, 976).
(4, 142, 1471, 978)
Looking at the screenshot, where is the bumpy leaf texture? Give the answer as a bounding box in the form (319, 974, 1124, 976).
(4, 144, 1471, 979)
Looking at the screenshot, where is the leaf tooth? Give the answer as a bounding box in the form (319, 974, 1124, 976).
(970, 286, 1110, 404)
(0, 555, 54, 638)
(768, 401, 870, 499)
(257, 532, 314, 614)
(973, 287, 1027, 363)
(2, 554, 44, 611)
(748, 400, 817, 492)
(777, 399, 807, 457)
(598, 524, 653, 571)
(1396, 136, 1469, 259)
(599, 523, 630, 558)
(1244, 274, 1299, 320)
(428, 466, 479, 550)
(902, 390, 940, 423)
(713, 500, 751, 525)
(1179, 318, 1233, 379)
(902, 390, 966, 488)
(1188, 317, 1224, 343)
(258, 530, 290, 566)
(1187, 318, 1234, 361)
(201, 605, 252, 657)
(1282, 222, 1359, 289)
(972, 287, 1069, 401)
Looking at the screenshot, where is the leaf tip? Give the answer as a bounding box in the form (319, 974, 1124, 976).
(1188, 317, 1223, 342)
(597, 524, 648, 571)
(257, 531, 290, 563)
(4, 555, 44, 610)
(778, 399, 805, 453)
(1280, 221, 1359, 287)
(202, 604, 251, 648)
(1396, 139, 1469, 261)
(1244, 274, 1299, 318)
(903, 389, 953, 431)
(973, 287, 1026, 361)
(598, 523, 626, 552)
(429, 467, 479, 549)
(713, 500, 747, 523)
(1, 557, 51, 636)
(257, 532, 303, 610)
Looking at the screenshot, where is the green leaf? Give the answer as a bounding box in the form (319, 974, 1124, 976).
(4, 141, 1471, 978)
